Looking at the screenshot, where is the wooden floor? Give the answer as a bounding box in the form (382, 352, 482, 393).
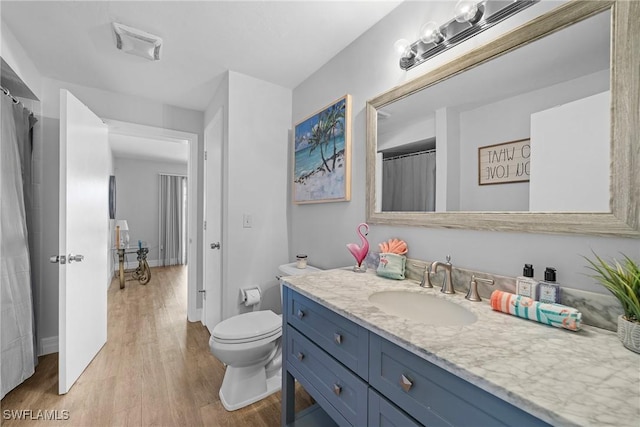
(1, 266, 312, 426)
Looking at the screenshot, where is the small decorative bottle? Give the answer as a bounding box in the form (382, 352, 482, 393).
(516, 264, 538, 300)
(537, 267, 561, 304)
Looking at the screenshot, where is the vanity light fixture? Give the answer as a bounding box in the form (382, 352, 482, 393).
(395, 0, 539, 71)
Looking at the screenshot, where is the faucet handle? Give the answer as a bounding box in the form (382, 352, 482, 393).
(411, 263, 433, 288)
(445, 255, 451, 264)
(466, 275, 495, 302)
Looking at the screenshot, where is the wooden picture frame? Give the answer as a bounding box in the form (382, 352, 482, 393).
(478, 138, 530, 185)
(293, 94, 351, 204)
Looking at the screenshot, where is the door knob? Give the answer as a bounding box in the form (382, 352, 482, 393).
(49, 255, 66, 264)
(68, 254, 84, 263)
(210, 242, 221, 249)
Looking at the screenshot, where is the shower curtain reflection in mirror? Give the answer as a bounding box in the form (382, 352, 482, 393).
(382, 150, 436, 212)
(1, 90, 37, 399)
(159, 174, 188, 266)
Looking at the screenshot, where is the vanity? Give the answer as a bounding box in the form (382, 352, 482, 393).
(281, 269, 639, 427)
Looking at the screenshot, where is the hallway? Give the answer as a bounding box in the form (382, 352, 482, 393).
(1, 266, 311, 426)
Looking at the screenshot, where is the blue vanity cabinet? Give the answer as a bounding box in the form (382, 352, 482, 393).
(369, 334, 549, 427)
(282, 287, 549, 427)
(368, 389, 422, 427)
(286, 288, 369, 379)
(282, 287, 369, 426)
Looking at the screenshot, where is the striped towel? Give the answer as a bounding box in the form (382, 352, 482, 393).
(490, 290, 582, 331)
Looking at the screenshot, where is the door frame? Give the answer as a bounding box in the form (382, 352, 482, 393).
(202, 108, 224, 332)
(105, 119, 200, 321)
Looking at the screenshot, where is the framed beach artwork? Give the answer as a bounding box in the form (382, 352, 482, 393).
(293, 94, 352, 204)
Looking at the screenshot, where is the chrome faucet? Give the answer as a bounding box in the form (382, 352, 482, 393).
(428, 255, 455, 294)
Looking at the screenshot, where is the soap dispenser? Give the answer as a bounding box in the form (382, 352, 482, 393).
(516, 264, 538, 300)
(537, 267, 561, 304)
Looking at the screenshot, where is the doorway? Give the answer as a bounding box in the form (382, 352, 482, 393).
(105, 120, 200, 321)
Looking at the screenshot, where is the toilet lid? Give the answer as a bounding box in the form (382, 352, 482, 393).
(213, 310, 282, 342)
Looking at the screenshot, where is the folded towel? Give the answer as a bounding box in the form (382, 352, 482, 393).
(490, 290, 582, 331)
(377, 253, 406, 280)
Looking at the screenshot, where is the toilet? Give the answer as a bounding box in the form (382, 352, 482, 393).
(209, 262, 321, 411)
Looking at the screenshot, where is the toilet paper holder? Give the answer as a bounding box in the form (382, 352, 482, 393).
(241, 287, 261, 306)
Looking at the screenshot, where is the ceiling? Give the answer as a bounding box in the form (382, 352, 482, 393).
(2, 1, 401, 164)
(1, 0, 401, 112)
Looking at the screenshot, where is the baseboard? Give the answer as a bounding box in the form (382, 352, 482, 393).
(188, 308, 202, 323)
(39, 336, 58, 356)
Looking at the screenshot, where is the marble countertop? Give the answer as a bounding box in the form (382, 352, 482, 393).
(282, 268, 640, 427)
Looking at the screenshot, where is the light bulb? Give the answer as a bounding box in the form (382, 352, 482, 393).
(454, 0, 482, 23)
(393, 39, 412, 57)
(419, 21, 444, 44)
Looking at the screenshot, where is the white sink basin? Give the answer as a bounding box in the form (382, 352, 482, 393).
(368, 291, 477, 326)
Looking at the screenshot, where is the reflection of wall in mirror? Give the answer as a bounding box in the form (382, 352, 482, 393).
(530, 91, 610, 212)
(457, 69, 609, 212)
(377, 115, 435, 152)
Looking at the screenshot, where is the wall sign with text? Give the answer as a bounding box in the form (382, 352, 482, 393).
(478, 138, 530, 185)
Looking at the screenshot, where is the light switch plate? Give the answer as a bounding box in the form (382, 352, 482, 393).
(243, 214, 252, 228)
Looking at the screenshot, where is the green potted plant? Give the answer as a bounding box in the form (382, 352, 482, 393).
(585, 253, 640, 353)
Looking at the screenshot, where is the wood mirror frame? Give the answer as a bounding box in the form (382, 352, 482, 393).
(366, 0, 639, 237)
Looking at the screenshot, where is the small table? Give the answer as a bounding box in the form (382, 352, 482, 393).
(115, 245, 151, 289)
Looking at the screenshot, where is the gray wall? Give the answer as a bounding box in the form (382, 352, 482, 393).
(113, 157, 188, 265)
(290, 1, 639, 294)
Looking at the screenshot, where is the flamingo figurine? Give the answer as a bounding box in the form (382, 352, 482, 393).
(346, 223, 369, 271)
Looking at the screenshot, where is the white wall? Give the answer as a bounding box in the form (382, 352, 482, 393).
(113, 157, 187, 265)
(205, 71, 291, 321)
(291, 0, 639, 294)
(530, 91, 610, 211)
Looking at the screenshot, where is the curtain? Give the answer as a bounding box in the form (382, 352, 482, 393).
(159, 174, 188, 266)
(382, 151, 436, 212)
(1, 93, 37, 399)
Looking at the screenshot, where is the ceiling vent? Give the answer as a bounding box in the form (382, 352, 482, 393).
(112, 22, 162, 61)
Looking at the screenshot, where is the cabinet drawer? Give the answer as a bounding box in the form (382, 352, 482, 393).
(368, 389, 423, 427)
(287, 290, 369, 379)
(287, 326, 368, 426)
(370, 334, 548, 427)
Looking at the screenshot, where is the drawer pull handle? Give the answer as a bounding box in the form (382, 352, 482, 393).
(400, 374, 413, 392)
(334, 333, 342, 344)
(297, 309, 305, 319)
(333, 384, 342, 396)
(296, 352, 305, 361)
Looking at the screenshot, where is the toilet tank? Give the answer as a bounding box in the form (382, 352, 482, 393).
(278, 263, 322, 309)
(278, 262, 321, 277)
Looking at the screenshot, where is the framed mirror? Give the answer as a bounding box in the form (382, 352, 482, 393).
(366, 0, 639, 237)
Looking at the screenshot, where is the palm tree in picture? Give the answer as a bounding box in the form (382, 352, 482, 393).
(308, 118, 332, 173)
(326, 102, 345, 170)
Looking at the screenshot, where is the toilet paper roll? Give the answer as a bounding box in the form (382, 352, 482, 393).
(243, 288, 261, 306)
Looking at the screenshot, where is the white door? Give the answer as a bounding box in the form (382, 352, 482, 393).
(203, 108, 223, 332)
(57, 90, 109, 394)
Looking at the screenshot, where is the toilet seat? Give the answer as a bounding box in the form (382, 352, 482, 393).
(213, 310, 282, 344)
